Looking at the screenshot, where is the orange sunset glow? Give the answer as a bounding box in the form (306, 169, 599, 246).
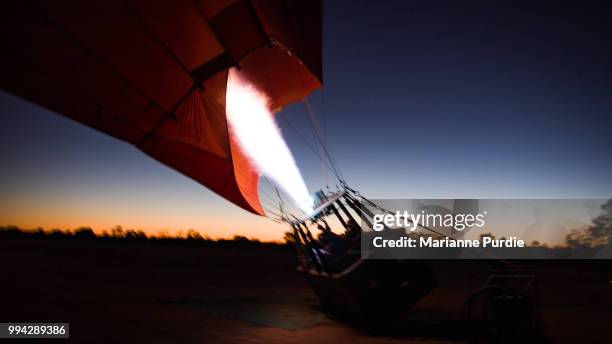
(1, 192, 288, 241)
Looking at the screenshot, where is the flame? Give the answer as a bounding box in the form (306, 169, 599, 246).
(226, 68, 313, 215)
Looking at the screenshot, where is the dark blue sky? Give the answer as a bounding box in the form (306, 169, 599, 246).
(296, 0, 612, 198)
(1, 0, 611, 238)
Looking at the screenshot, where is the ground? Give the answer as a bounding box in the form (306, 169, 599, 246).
(1, 237, 611, 343)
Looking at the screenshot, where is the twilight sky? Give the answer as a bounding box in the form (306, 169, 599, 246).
(1, 0, 611, 241)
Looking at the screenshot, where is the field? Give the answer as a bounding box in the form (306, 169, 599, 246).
(1, 237, 611, 343)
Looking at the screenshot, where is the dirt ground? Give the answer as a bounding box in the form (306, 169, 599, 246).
(1, 237, 611, 343)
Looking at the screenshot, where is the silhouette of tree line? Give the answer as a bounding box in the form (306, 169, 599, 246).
(2, 199, 610, 253)
(0, 225, 291, 250)
(565, 199, 612, 248)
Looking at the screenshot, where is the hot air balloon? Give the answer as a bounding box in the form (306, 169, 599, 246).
(0, 0, 322, 216)
(0, 0, 443, 330)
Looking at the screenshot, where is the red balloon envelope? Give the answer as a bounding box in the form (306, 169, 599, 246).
(0, 0, 322, 215)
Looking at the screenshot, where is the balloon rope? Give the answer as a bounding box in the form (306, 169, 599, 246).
(303, 100, 345, 183)
(279, 111, 339, 179)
